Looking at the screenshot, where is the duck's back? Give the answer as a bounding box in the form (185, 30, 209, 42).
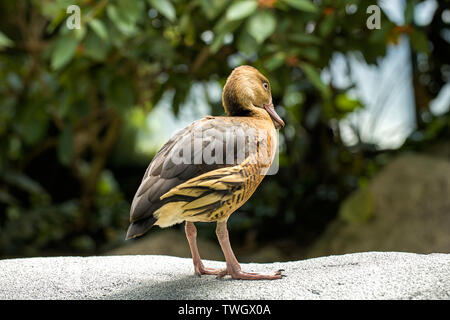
(126, 116, 277, 238)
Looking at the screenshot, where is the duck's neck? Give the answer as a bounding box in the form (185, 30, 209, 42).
(225, 103, 271, 121)
(226, 106, 253, 117)
(245, 106, 272, 122)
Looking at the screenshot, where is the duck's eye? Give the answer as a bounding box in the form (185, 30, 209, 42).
(262, 82, 269, 90)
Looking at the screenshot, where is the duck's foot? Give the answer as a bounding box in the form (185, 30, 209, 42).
(214, 221, 285, 280)
(216, 267, 285, 280)
(194, 262, 224, 277)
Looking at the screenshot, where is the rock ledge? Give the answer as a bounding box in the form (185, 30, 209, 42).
(0, 252, 448, 300)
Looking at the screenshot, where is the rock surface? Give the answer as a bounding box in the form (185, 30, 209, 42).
(0, 252, 449, 300)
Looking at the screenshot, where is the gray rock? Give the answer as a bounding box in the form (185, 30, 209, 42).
(0, 252, 449, 300)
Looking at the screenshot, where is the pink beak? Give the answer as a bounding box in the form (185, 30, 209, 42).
(264, 103, 285, 129)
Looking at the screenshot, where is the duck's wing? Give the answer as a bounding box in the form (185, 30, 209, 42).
(154, 157, 254, 227)
(126, 117, 256, 239)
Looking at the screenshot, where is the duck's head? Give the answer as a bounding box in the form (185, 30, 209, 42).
(222, 65, 285, 129)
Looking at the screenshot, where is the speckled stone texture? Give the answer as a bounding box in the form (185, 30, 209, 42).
(0, 252, 448, 300)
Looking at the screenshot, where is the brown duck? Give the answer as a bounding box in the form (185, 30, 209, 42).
(126, 65, 285, 280)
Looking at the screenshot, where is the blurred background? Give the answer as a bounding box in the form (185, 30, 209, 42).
(0, 0, 449, 262)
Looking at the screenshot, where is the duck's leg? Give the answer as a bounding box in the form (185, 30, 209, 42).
(215, 220, 283, 280)
(185, 221, 222, 276)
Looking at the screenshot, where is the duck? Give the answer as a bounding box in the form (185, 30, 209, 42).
(126, 65, 285, 280)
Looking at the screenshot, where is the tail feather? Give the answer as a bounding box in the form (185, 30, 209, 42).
(125, 216, 157, 240)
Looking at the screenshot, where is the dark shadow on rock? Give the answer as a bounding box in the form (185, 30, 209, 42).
(105, 274, 239, 300)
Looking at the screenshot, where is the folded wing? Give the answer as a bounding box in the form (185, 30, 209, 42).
(126, 117, 257, 239)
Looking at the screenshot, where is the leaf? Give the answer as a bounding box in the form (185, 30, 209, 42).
(265, 52, 286, 71)
(281, 0, 318, 13)
(46, 10, 67, 33)
(89, 19, 108, 41)
(404, 0, 416, 24)
(118, 0, 142, 24)
(319, 14, 335, 37)
(410, 29, 429, 54)
(18, 104, 49, 145)
(199, 0, 227, 20)
(299, 62, 329, 98)
(211, 19, 242, 53)
(58, 127, 74, 166)
(148, 0, 176, 22)
(51, 34, 78, 70)
(2, 171, 45, 195)
(247, 10, 277, 44)
(0, 31, 13, 49)
(83, 32, 109, 61)
(335, 93, 362, 112)
(226, 0, 258, 21)
(73, 26, 87, 41)
(107, 77, 135, 110)
(298, 47, 320, 61)
(0, 190, 18, 205)
(288, 33, 322, 45)
(106, 5, 138, 36)
(237, 29, 258, 55)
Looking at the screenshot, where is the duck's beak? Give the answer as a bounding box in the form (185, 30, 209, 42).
(264, 103, 285, 129)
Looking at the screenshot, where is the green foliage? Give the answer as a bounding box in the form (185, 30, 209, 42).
(57, 127, 73, 166)
(335, 94, 361, 112)
(282, 0, 318, 13)
(51, 33, 79, 70)
(0, 31, 13, 49)
(148, 0, 176, 22)
(0, 0, 444, 257)
(247, 10, 276, 44)
(226, 1, 258, 21)
(410, 29, 429, 54)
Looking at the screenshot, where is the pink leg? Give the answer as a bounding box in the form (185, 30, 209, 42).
(185, 221, 222, 276)
(215, 220, 284, 280)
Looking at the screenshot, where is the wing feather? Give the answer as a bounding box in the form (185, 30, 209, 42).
(154, 161, 249, 226)
(126, 117, 254, 239)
